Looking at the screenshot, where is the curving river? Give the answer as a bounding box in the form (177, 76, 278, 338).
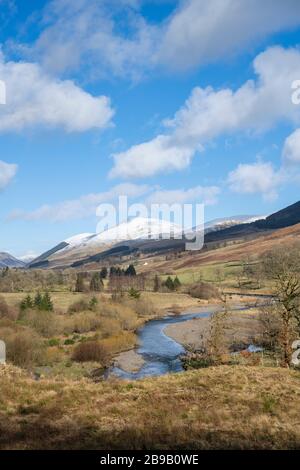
(108, 311, 211, 380)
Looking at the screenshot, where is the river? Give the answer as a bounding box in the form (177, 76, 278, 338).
(108, 311, 211, 380)
(107, 301, 265, 380)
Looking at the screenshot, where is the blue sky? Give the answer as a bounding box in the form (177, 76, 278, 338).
(1, 0, 300, 258)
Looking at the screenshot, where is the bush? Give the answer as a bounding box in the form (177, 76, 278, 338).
(68, 299, 89, 314)
(73, 312, 102, 333)
(20, 309, 57, 338)
(189, 282, 220, 300)
(128, 287, 140, 299)
(99, 317, 121, 338)
(0, 296, 18, 320)
(72, 340, 109, 365)
(64, 338, 75, 345)
(48, 338, 60, 347)
(2, 328, 44, 367)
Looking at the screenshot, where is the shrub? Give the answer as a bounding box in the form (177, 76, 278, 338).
(48, 338, 60, 347)
(72, 340, 109, 365)
(0, 296, 18, 320)
(99, 317, 121, 338)
(189, 282, 220, 300)
(20, 309, 57, 338)
(127, 297, 156, 317)
(128, 287, 140, 299)
(89, 296, 98, 310)
(3, 329, 44, 367)
(73, 312, 102, 333)
(68, 299, 89, 314)
(64, 338, 75, 345)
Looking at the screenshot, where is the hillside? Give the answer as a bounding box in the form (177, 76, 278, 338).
(0, 253, 25, 268)
(1, 365, 300, 450)
(145, 222, 300, 274)
(26, 200, 300, 269)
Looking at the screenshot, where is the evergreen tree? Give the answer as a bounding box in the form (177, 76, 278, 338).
(125, 264, 136, 276)
(34, 292, 43, 309)
(173, 276, 181, 291)
(110, 266, 116, 277)
(20, 294, 33, 311)
(41, 292, 53, 311)
(100, 267, 108, 279)
(128, 287, 140, 299)
(165, 276, 175, 291)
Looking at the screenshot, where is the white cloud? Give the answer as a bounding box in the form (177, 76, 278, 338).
(157, 0, 300, 70)
(228, 162, 282, 202)
(22, 0, 157, 81)
(110, 46, 300, 179)
(0, 160, 17, 190)
(17, 0, 300, 78)
(146, 185, 220, 206)
(8, 182, 220, 222)
(110, 135, 195, 179)
(282, 128, 300, 164)
(228, 126, 300, 201)
(8, 183, 150, 222)
(0, 55, 114, 132)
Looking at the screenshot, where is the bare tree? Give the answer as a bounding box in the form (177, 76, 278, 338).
(261, 245, 300, 366)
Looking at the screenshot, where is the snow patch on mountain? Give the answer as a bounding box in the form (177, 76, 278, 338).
(64, 233, 95, 247)
(92, 217, 182, 243)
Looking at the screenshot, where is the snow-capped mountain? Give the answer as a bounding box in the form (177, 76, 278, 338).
(29, 215, 265, 269)
(29, 217, 183, 268)
(19, 252, 40, 263)
(203, 215, 266, 233)
(0, 252, 25, 268)
(90, 217, 182, 243)
(23, 201, 300, 269)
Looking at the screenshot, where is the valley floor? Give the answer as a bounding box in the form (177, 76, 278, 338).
(1, 364, 300, 450)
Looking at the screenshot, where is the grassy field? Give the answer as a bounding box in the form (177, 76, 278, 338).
(1, 364, 300, 450)
(0, 289, 207, 381)
(2, 290, 202, 314)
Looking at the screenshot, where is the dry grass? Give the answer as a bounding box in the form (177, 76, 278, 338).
(0, 364, 300, 449)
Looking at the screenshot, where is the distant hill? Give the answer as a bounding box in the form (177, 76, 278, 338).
(28, 215, 257, 269)
(0, 252, 25, 268)
(27, 200, 300, 269)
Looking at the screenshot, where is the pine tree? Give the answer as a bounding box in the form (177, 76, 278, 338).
(20, 294, 33, 311)
(100, 267, 108, 279)
(128, 287, 140, 299)
(173, 276, 181, 291)
(165, 276, 175, 291)
(110, 267, 116, 277)
(34, 292, 43, 309)
(41, 292, 53, 311)
(125, 264, 136, 276)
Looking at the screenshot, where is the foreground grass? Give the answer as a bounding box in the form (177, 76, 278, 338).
(1, 365, 300, 449)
